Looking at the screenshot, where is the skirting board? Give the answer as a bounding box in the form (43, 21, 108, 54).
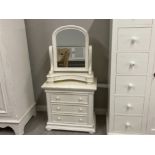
(36, 105, 107, 115)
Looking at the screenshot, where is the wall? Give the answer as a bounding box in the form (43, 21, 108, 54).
(25, 19, 110, 112)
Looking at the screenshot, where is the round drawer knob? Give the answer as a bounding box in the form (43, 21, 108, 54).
(126, 103, 132, 109)
(128, 83, 134, 89)
(79, 108, 83, 112)
(131, 36, 138, 44)
(125, 122, 131, 128)
(56, 106, 61, 110)
(56, 96, 60, 100)
(79, 118, 83, 122)
(57, 117, 61, 120)
(129, 61, 136, 68)
(79, 97, 83, 101)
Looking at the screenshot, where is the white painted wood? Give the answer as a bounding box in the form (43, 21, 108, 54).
(42, 80, 97, 133)
(108, 19, 155, 134)
(0, 20, 36, 134)
(114, 116, 142, 134)
(51, 104, 88, 115)
(114, 96, 144, 115)
(115, 76, 146, 95)
(47, 25, 94, 83)
(117, 53, 149, 75)
(118, 28, 151, 51)
(117, 19, 153, 26)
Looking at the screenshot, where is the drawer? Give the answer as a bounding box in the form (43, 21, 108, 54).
(114, 116, 142, 133)
(118, 28, 151, 51)
(115, 76, 146, 95)
(114, 96, 144, 115)
(118, 19, 152, 26)
(51, 104, 88, 114)
(117, 53, 149, 75)
(51, 114, 88, 124)
(51, 93, 88, 104)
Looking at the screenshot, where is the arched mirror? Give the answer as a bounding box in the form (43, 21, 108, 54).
(52, 25, 89, 72)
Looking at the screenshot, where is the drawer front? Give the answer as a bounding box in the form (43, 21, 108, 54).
(51, 104, 88, 114)
(118, 28, 151, 51)
(118, 19, 152, 26)
(51, 114, 88, 124)
(115, 96, 144, 115)
(117, 53, 149, 75)
(115, 76, 146, 95)
(114, 116, 142, 133)
(51, 93, 88, 104)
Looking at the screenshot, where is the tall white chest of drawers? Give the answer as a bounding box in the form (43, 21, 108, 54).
(108, 19, 155, 134)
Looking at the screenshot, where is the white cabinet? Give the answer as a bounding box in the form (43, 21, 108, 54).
(108, 19, 155, 134)
(42, 81, 96, 133)
(0, 20, 36, 134)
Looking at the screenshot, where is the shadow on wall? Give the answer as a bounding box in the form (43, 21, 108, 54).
(88, 19, 110, 109)
(25, 19, 110, 110)
(88, 19, 110, 83)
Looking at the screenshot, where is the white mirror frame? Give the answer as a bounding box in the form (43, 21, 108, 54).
(52, 25, 89, 72)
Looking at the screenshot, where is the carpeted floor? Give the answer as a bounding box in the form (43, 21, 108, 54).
(0, 112, 106, 135)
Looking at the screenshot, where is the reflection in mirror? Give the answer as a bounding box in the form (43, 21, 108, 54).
(56, 29, 85, 67)
(57, 47, 85, 67)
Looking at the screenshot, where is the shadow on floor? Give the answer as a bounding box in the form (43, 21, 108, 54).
(0, 112, 107, 135)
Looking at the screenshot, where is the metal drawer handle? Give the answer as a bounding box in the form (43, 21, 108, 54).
(56, 106, 61, 110)
(57, 116, 62, 120)
(125, 122, 131, 128)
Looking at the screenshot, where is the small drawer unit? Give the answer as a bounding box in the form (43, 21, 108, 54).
(42, 80, 97, 133)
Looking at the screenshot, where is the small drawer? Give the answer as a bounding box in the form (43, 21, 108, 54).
(117, 53, 149, 75)
(118, 19, 152, 26)
(115, 96, 144, 115)
(115, 76, 146, 95)
(118, 28, 151, 51)
(51, 114, 88, 124)
(51, 93, 88, 104)
(114, 116, 142, 133)
(51, 104, 88, 114)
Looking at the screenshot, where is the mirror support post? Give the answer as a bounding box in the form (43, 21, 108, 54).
(49, 46, 53, 74)
(88, 45, 92, 75)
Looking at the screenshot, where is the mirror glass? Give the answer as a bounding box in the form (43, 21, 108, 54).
(56, 29, 85, 67)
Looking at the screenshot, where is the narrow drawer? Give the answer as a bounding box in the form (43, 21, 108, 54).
(115, 96, 144, 115)
(118, 19, 152, 26)
(51, 104, 88, 114)
(117, 53, 149, 75)
(114, 116, 142, 133)
(51, 93, 88, 104)
(115, 76, 146, 95)
(118, 28, 151, 51)
(51, 114, 88, 124)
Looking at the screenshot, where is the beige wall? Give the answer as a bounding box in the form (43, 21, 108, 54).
(25, 19, 110, 110)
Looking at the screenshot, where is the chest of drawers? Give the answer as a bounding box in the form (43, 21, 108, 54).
(108, 19, 155, 134)
(42, 80, 97, 133)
